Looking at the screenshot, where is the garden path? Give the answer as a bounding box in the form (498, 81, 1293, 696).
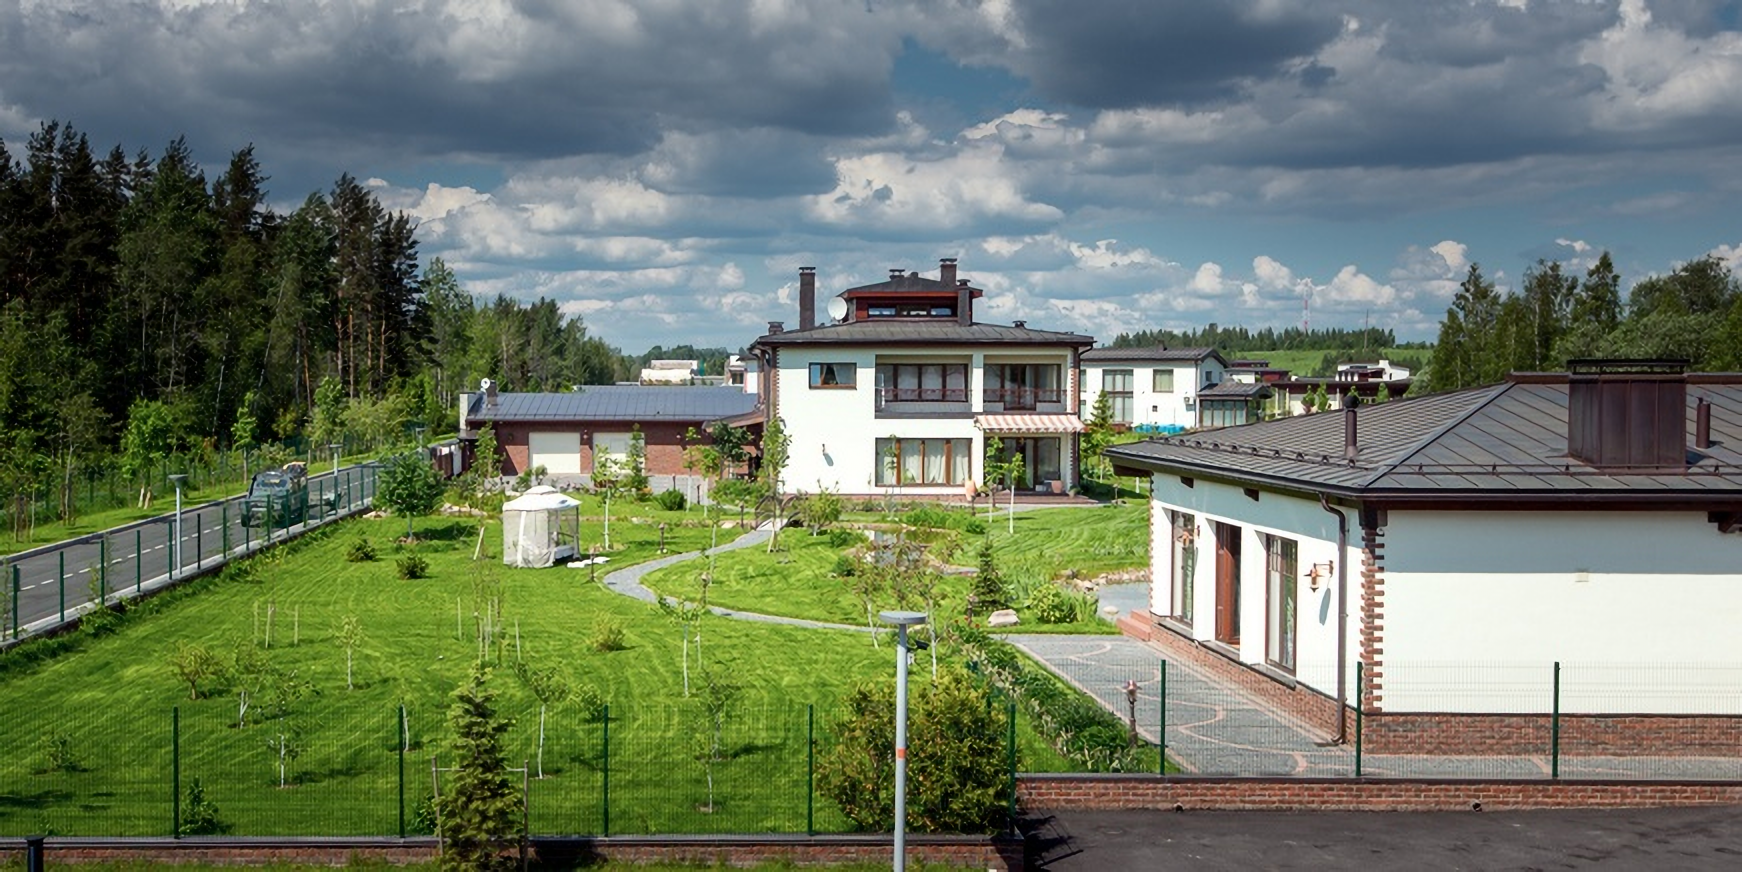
(597, 524, 872, 633)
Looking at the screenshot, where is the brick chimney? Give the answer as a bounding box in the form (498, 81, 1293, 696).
(957, 279, 971, 326)
(798, 267, 816, 331)
(768, 321, 784, 335)
(1566, 359, 1688, 469)
(939, 257, 957, 286)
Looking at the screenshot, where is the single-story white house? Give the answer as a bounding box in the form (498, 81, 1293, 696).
(1107, 360, 1742, 755)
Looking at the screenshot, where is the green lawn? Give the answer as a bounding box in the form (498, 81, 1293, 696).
(644, 502, 1146, 634)
(0, 498, 1080, 838)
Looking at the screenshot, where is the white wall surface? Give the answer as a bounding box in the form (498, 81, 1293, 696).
(1147, 475, 1359, 704)
(1379, 510, 1742, 714)
(1082, 360, 1223, 429)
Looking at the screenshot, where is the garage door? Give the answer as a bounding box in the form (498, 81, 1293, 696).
(527, 431, 582, 474)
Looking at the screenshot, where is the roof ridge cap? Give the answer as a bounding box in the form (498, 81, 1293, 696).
(1358, 382, 1512, 488)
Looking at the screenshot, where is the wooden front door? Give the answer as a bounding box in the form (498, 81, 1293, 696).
(1215, 522, 1241, 645)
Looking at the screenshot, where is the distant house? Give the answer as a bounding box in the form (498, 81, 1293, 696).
(1107, 360, 1742, 754)
(457, 381, 759, 486)
(1078, 346, 1228, 434)
(747, 259, 1094, 497)
(639, 359, 701, 384)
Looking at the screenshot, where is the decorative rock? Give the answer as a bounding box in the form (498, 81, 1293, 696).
(988, 609, 1021, 628)
(1102, 605, 1120, 616)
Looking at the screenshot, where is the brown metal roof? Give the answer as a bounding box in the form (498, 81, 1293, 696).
(1105, 377, 1742, 502)
(752, 319, 1093, 347)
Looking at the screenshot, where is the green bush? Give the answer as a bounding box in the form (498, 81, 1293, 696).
(1026, 584, 1075, 624)
(41, 730, 81, 773)
(572, 683, 607, 722)
(711, 478, 763, 509)
(959, 626, 1147, 772)
(901, 504, 980, 532)
(346, 537, 377, 562)
(826, 528, 862, 548)
(968, 538, 1006, 613)
(963, 517, 987, 536)
(652, 489, 687, 511)
(178, 777, 228, 836)
(80, 605, 124, 637)
(817, 668, 1009, 833)
(395, 553, 429, 580)
(831, 553, 858, 577)
(589, 618, 626, 653)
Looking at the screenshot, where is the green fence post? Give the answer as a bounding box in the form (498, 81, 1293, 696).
(196, 510, 203, 570)
(135, 529, 142, 593)
(1355, 662, 1364, 778)
(1551, 661, 1561, 780)
(399, 704, 408, 838)
(1159, 659, 1168, 777)
(99, 536, 108, 604)
(266, 496, 274, 546)
(10, 564, 18, 637)
(806, 704, 815, 836)
(222, 503, 229, 558)
(1006, 699, 1018, 834)
(601, 704, 611, 837)
(58, 551, 65, 622)
(172, 706, 181, 838)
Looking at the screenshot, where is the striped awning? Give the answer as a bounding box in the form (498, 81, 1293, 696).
(975, 413, 1086, 433)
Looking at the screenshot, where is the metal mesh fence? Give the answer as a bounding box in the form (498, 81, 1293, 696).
(1, 463, 378, 642)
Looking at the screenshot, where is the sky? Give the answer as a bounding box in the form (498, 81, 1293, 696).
(4, 0, 1742, 353)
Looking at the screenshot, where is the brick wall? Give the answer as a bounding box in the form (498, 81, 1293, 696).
(1019, 774, 1742, 812)
(1127, 613, 1742, 757)
(16, 835, 1021, 870)
(1359, 712, 1742, 756)
(493, 421, 717, 478)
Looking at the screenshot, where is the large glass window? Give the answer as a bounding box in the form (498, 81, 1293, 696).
(875, 438, 972, 486)
(986, 364, 1062, 409)
(875, 363, 969, 403)
(1265, 534, 1298, 671)
(1103, 369, 1134, 423)
(809, 362, 856, 388)
(1171, 511, 1195, 624)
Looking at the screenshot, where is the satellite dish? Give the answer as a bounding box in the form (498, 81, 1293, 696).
(826, 297, 849, 323)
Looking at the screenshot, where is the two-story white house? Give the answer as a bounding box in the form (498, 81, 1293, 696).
(1079, 346, 1228, 434)
(747, 260, 1094, 497)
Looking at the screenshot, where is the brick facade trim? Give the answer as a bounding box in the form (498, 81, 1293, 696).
(1358, 519, 1384, 711)
(1019, 774, 1742, 812)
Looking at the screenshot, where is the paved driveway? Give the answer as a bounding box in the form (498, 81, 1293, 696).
(1026, 807, 1742, 870)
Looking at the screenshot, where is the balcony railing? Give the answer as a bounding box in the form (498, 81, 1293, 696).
(982, 387, 1063, 410)
(875, 387, 970, 410)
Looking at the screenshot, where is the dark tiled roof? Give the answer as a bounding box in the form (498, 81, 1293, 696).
(1199, 382, 1271, 399)
(468, 386, 758, 423)
(1106, 379, 1742, 499)
(1081, 346, 1225, 364)
(753, 320, 1092, 346)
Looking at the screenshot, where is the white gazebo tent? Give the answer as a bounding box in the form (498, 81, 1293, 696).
(501, 486, 581, 568)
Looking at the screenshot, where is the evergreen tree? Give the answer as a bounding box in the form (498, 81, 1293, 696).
(439, 666, 518, 871)
(1081, 392, 1115, 483)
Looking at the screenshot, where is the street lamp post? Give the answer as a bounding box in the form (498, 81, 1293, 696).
(879, 610, 928, 872)
(328, 443, 343, 478)
(168, 474, 189, 579)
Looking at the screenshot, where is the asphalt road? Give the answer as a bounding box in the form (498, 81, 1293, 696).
(3, 466, 374, 633)
(1025, 807, 1742, 870)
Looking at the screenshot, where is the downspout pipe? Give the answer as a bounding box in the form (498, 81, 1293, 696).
(1319, 492, 1350, 744)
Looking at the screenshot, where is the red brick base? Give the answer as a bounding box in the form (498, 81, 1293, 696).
(1019, 774, 1742, 812)
(1126, 612, 1742, 758)
(9, 834, 1023, 870)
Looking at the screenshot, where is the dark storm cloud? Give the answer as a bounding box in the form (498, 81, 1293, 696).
(0, 1, 901, 167)
(1003, 0, 1344, 107)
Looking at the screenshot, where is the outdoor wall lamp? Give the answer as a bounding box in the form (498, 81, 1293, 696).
(1305, 561, 1334, 591)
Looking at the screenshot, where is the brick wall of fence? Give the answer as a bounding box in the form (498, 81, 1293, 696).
(1121, 611, 1742, 758)
(4, 834, 1023, 870)
(1018, 774, 1742, 812)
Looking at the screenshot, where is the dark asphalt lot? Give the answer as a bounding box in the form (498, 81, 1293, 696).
(1025, 807, 1742, 870)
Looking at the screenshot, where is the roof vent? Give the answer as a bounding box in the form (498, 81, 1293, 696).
(768, 321, 785, 335)
(889, 268, 905, 280)
(1012, 320, 1026, 329)
(1566, 359, 1688, 469)
(481, 378, 498, 407)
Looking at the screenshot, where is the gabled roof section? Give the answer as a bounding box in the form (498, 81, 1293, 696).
(1199, 381, 1271, 399)
(468, 385, 759, 423)
(1106, 378, 1742, 499)
(839, 272, 983, 298)
(1081, 346, 1226, 365)
(752, 320, 1093, 347)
